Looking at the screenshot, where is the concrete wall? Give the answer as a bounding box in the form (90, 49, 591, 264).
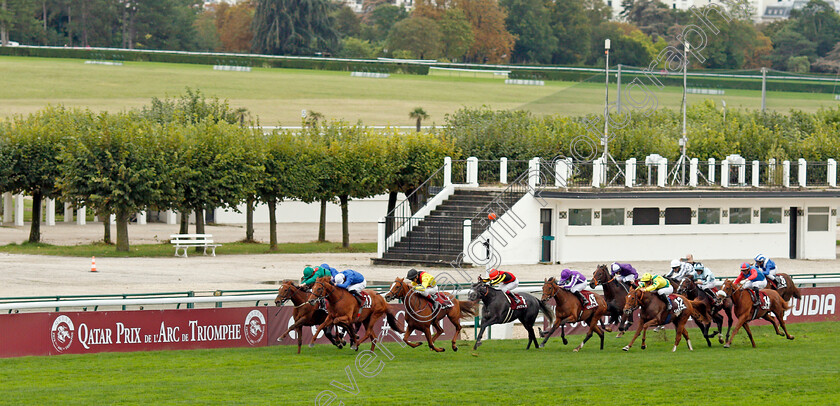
(213, 193, 404, 224)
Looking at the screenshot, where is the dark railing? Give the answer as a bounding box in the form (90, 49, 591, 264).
(567, 161, 595, 188)
(385, 216, 464, 253)
(757, 162, 784, 187)
(384, 164, 446, 238)
(467, 167, 537, 241)
(806, 162, 830, 187)
(506, 160, 531, 185)
(451, 159, 468, 184)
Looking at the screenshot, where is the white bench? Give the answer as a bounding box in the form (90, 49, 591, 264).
(170, 234, 221, 258)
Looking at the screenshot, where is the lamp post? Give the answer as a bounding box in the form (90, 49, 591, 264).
(602, 39, 610, 163)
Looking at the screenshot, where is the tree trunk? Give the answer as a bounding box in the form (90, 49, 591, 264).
(340, 195, 349, 248)
(318, 198, 327, 242)
(28, 191, 42, 243)
(268, 197, 277, 251)
(194, 205, 205, 253)
(179, 209, 189, 234)
(385, 191, 397, 236)
(102, 211, 111, 244)
(115, 209, 129, 252)
(1, 0, 8, 46)
(245, 196, 255, 242)
(416, 118, 422, 132)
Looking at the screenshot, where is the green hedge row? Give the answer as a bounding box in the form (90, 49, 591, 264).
(509, 68, 840, 94)
(0, 46, 430, 75)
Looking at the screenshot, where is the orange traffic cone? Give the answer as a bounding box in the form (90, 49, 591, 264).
(90, 256, 97, 273)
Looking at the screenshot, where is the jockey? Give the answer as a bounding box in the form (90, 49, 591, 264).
(665, 258, 693, 281)
(406, 268, 448, 307)
(559, 268, 589, 307)
(734, 262, 766, 307)
(610, 262, 639, 287)
(690, 263, 717, 297)
(481, 269, 520, 305)
(754, 254, 778, 284)
(333, 269, 367, 306)
(639, 272, 673, 310)
(301, 265, 336, 289)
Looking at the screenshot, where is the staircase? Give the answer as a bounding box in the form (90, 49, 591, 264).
(373, 188, 510, 267)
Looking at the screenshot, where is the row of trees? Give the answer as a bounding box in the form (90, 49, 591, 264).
(4, 0, 839, 71)
(0, 91, 455, 251)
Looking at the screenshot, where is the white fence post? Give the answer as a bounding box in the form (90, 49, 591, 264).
(500, 157, 508, 184)
(45, 197, 55, 226)
(444, 157, 452, 187)
(3, 192, 12, 223)
(463, 220, 472, 255)
(377, 217, 386, 258)
(77, 206, 86, 225)
(592, 158, 603, 187)
(798, 158, 807, 187)
(829, 159, 837, 187)
(689, 158, 698, 187)
(137, 210, 147, 225)
(555, 158, 570, 188)
(165, 210, 177, 225)
(721, 160, 729, 188)
(466, 157, 479, 186)
(14, 194, 24, 226)
(783, 160, 790, 188)
(752, 161, 759, 187)
(658, 159, 667, 187)
(64, 202, 73, 223)
(528, 158, 539, 189)
(625, 158, 636, 188)
(708, 158, 716, 184)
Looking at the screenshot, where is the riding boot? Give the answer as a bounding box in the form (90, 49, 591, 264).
(574, 291, 587, 307)
(352, 291, 363, 307)
(662, 294, 672, 311)
(751, 288, 760, 307)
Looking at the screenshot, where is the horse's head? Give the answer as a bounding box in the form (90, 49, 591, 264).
(274, 281, 297, 306)
(541, 277, 558, 302)
(720, 279, 737, 297)
(676, 278, 695, 296)
(308, 276, 333, 305)
(384, 278, 408, 302)
(468, 282, 488, 301)
(590, 265, 609, 288)
(623, 288, 642, 315)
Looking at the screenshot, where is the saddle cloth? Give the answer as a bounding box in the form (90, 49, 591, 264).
(580, 290, 598, 310)
(507, 293, 527, 310)
(360, 291, 372, 309)
(667, 294, 687, 316)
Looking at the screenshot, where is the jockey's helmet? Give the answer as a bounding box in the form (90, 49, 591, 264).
(640, 272, 653, 282)
(407, 268, 419, 280)
(334, 273, 346, 285)
(694, 263, 705, 272)
(488, 269, 501, 279)
(740, 262, 750, 271)
(670, 259, 681, 268)
(560, 268, 572, 280)
(754, 254, 766, 263)
(611, 263, 620, 272)
(303, 266, 314, 278)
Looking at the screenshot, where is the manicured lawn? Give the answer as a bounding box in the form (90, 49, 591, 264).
(1, 56, 836, 126)
(0, 322, 836, 404)
(0, 241, 376, 257)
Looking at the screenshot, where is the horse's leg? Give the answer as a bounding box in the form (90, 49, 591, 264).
(309, 316, 334, 348)
(473, 319, 494, 350)
(574, 326, 595, 352)
(724, 315, 746, 348)
(593, 320, 605, 350)
(420, 324, 444, 352)
(447, 313, 461, 352)
(722, 303, 734, 344)
(771, 307, 795, 340)
(742, 323, 757, 348)
(403, 325, 422, 348)
(623, 319, 655, 351)
(538, 315, 564, 347)
(762, 313, 783, 336)
(296, 326, 303, 354)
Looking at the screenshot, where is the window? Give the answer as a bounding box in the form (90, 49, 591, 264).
(665, 207, 691, 225)
(633, 207, 659, 225)
(698, 208, 720, 224)
(760, 208, 782, 224)
(601, 208, 624, 226)
(808, 207, 829, 231)
(729, 207, 751, 224)
(569, 209, 591, 226)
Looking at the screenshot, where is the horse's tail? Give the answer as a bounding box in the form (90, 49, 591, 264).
(385, 308, 404, 334)
(457, 299, 478, 319)
(538, 299, 555, 326)
(788, 275, 802, 300)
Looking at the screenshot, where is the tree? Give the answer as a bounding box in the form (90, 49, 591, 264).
(333, 5, 360, 38)
(548, 0, 591, 64)
(216, 1, 254, 52)
(409, 107, 429, 132)
(361, 4, 408, 43)
(194, 8, 221, 51)
(251, 0, 339, 55)
(787, 55, 811, 73)
(456, 0, 515, 63)
(813, 43, 840, 73)
(58, 112, 178, 252)
(121, 0, 201, 50)
(501, 0, 556, 64)
(769, 28, 817, 70)
(622, 0, 673, 41)
(338, 37, 377, 59)
(789, 0, 840, 57)
(0, 107, 83, 243)
(437, 8, 474, 61)
(386, 17, 441, 59)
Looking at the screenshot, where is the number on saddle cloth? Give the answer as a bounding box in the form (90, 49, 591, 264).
(777, 277, 787, 289)
(360, 292, 371, 309)
(507, 293, 527, 310)
(760, 293, 771, 310)
(581, 291, 598, 310)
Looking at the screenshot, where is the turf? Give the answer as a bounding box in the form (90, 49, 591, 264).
(1, 56, 838, 126)
(0, 322, 837, 405)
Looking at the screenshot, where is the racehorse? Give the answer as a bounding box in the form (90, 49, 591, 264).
(538, 277, 607, 351)
(676, 277, 733, 345)
(308, 276, 404, 351)
(767, 273, 802, 302)
(274, 281, 345, 354)
(384, 278, 477, 352)
(621, 288, 712, 352)
(719, 279, 794, 348)
(590, 264, 634, 337)
(468, 281, 553, 350)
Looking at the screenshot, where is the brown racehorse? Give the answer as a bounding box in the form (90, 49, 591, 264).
(384, 278, 477, 352)
(274, 281, 347, 354)
(621, 288, 711, 352)
(767, 273, 802, 302)
(719, 279, 794, 348)
(590, 265, 634, 337)
(308, 276, 404, 351)
(538, 277, 607, 351)
(676, 277, 733, 345)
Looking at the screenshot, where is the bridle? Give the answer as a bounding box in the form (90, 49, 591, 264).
(308, 280, 334, 305)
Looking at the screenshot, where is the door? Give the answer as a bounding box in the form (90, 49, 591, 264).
(540, 209, 553, 262)
(789, 207, 798, 259)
